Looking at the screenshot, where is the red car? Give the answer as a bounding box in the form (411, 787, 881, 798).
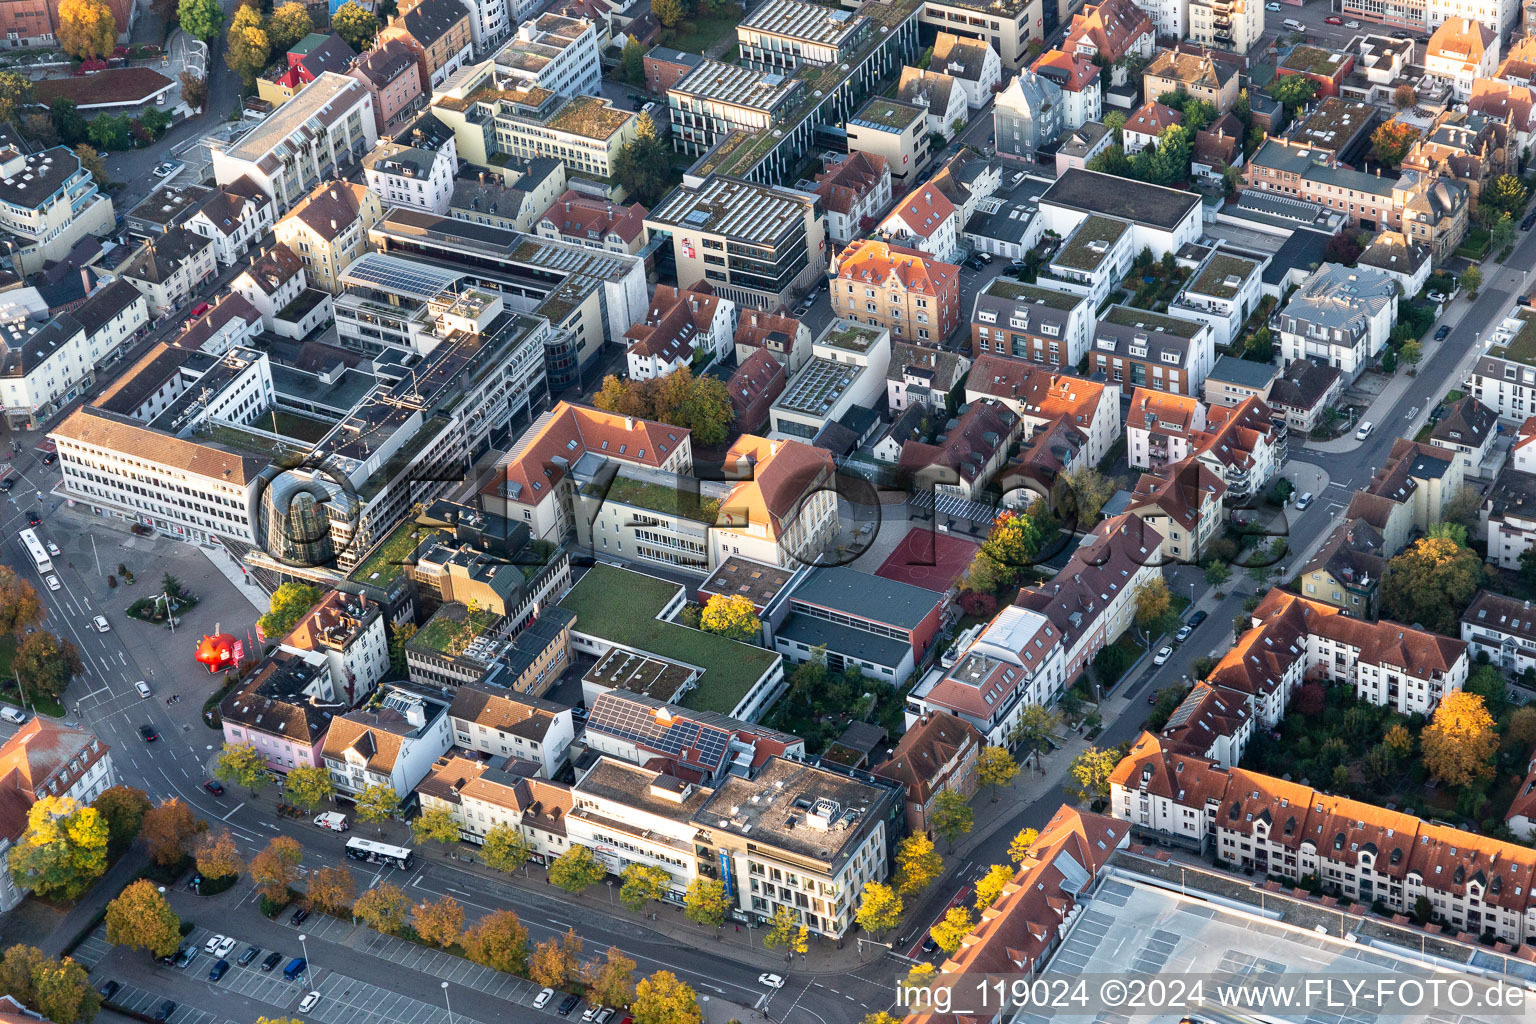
(1324, 14, 1343, 23)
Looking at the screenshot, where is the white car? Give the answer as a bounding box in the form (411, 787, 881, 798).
(533, 988, 555, 1009)
(1264, 1, 1280, 8)
(1153, 646, 1174, 666)
(203, 934, 227, 955)
(759, 973, 785, 988)
(152, 162, 176, 177)
(583, 1006, 605, 1022)
(44, 541, 59, 557)
(1427, 290, 1448, 303)
(0, 708, 26, 725)
(134, 680, 152, 698)
(44, 575, 59, 591)
(298, 991, 321, 1013)
(212, 936, 236, 959)
(93, 615, 110, 633)
(1355, 421, 1375, 440)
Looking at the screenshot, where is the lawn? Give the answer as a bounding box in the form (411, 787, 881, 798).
(558, 564, 778, 715)
(350, 519, 430, 587)
(265, 409, 333, 444)
(663, 13, 740, 54)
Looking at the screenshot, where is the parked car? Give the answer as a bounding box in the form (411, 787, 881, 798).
(1189, 610, 1208, 628)
(1174, 625, 1193, 643)
(152, 162, 175, 177)
(260, 952, 283, 972)
(0, 708, 26, 725)
(97, 981, 120, 1001)
(1295, 492, 1313, 510)
(153, 1000, 176, 1022)
(1356, 421, 1375, 440)
(139, 723, 158, 742)
(282, 957, 306, 981)
(558, 995, 582, 1017)
(208, 960, 229, 982)
(1524, 212, 1536, 231)
(1264, 1, 1280, 8)
(213, 936, 236, 959)
(1434, 325, 1451, 341)
(204, 935, 227, 955)
(290, 907, 310, 926)
(171, 946, 197, 969)
(204, 779, 224, 796)
(534, 989, 556, 1009)
(1153, 645, 1174, 666)
(238, 946, 261, 967)
(298, 992, 321, 1013)
(583, 1006, 605, 1022)
(1324, 14, 1343, 23)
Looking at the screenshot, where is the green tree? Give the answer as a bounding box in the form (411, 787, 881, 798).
(613, 121, 672, 205)
(620, 37, 646, 85)
(56, 0, 117, 59)
(1204, 560, 1232, 587)
(91, 784, 150, 858)
(0, 946, 48, 1007)
(9, 797, 108, 900)
(652, 0, 685, 26)
(929, 906, 973, 953)
(1066, 747, 1118, 804)
(976, 745, 1020, 800)
(854, 881, 902, 939)
(354, 881, 411, 934)
(1370, 119, 1418, 167)
(463, 909, 529, 974)
(1007, 827, 1039, 864)
(266, 1, 312, 51)
(618, 863, 671, 914)
(548, 844, 607, 894)
(177, 0, 223, 39)
(1061, 466, 1116, 522)
(354, 784, 400, 832)
(1010, 703, 1058, 752)
(33, 956, 99, 1024)
(1270, 73, 1319, 112)
(13, 631, 82, 701)
(49, 100, 87, 147)
(894, 833, 943, 895)
(213, 742, 269, 796)
(1401, 339, 1422, 367)
(973, 863, 1014, 911)
(1463, 265, 1483, 295)
(979, 509, 1043, 577)
(282, 764, 334, 813)
(1379, 533, 1484, 634)
(104, 880, 180, 957)
(584, 946, 638, 1009)
(0, 72, 32, 126)
(410, 805, 461, 851)
(329, 0, 377, 50)
(699, 593, 761, 641)
(387, 622, 417, 677)
(632, 971, 702, 1024)
(762, 905, 808, 962)
(1486, 173, 1529, 216)
(85, 115, 128, 151)
(480, 823, 533, 874)
(683, 877, 729, 930)
(258, 582, 322, 641)
(928, 789, 973, 850)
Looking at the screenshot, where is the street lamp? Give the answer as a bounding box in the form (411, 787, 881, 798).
(297, 933, 311, 986)
(441, 982, 454, 1024)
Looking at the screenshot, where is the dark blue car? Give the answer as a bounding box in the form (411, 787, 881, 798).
(208, 960, 229, 981)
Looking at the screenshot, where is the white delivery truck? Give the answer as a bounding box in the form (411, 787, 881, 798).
(313, 812, 349, 832)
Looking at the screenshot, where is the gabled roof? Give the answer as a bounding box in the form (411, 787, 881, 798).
(282, 181, 373, 242)
(813, 151, 889, 216)
(898, 398, 1018, 487)
(538, 189, 647, 245)
(1126, 458, 1225, 531)
(1124, 100, 1182, 137)
(624, 282, 723, 363)
(1430, 395, 1497, 450)
(882, 185, 958, 241)
(1300, 517, 1386, 591)
(1426, 17, 1495, 65)
(484, 401, 688, 505)
(932, 31, 993, 83)
(833, 238, 957, 292)
(1064, 0, 1153, 62)
(1029, 48, 1098, 92)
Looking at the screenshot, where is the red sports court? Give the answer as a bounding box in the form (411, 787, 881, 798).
(875, 527, 977, 592)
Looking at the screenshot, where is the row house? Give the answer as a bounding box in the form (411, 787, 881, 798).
(897, 397, 1021, 501)
(184, 177, 274, 267)
(416, 752, 573, 857)
(1482, 415, 1536, 569)
(321, 686, 454, 799)
(1349, 437, 1464, 555)
(871, 712, 982, 834)
(448, 681, 575, 778)
(1111, 732, 1536, 945)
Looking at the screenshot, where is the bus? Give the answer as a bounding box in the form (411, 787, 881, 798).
(344, 837, 414, 869)
(18, 530, 50, 574)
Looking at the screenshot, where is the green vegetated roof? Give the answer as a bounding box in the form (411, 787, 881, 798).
(413, 605, 500, 655)
(350, 517, 430, 586)
(602, 475, 718, 523)
(558, 563, 778, 714)
(1491, 309, 1536, 364)
(986, 278, 1081, 309)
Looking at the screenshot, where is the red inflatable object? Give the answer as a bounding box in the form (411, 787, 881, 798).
(195, 633, 243, 673)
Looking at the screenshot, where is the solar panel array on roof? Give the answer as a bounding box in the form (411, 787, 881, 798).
(587, 693, 732, 769)
(342, 252, 465, 300)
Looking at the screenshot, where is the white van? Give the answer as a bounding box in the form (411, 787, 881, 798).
(0, 708, 27, 724)
(314, 812, 349, 832)
(1283, 18, 1305, 29)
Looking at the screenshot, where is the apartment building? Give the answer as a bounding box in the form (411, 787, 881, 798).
(0, 280, 148, 430)
(1028, 48, 1101, 129)
(1299, 517, 1387, 618)
(1126, 458, 1226, 564)
(221, 647, 349, 773)
(211, 73, 377, 215)
(1347, 438, 1464, 555)
(415, 753, 573, 855)
(255, 31, 356, 107)
(916, 0, 1039, 70)
(737, 0, 872, 72)
(829, 238, 959, 345)
(645, 175, 827, 312)
(1143, 49, 1240, 113)
(1470, 307, 1536, 420)
(994, 69, 1064, 162)
(812, 152, 893, 246)
(966, 354, 1121, 465)
(363, 115, 457, 215)
(184, 177, 275, 268)
(1401, 110, 1512, 207)
(623, 282, 735, 378)
(1336, 0, 1515, 32)
(1121, 100, 1181, 155)
(448, 682, 575, 778)
(380, 0, 473, 89)
(0, 721, 115, 913)
(0, 141, 114, 277)
(1356, 230, 1431, 297)
(930, 31, 1002, 108)
(1268, 357, 1344, 433)
(281, 589, 390, 703)
(108, 227, 217, 316)
(536, 190, 647, 255)
(897, 397, 1020, 500)
(1429, 395, 1499, 477)
(876, 184, 959, 262)
(1063, 0, 1154, 86)
(450, 0, 509, 52)
(350, 40, 426, 134)
(1126, 389, 1205, 472)
(321, 686, 454, 799)
(887, 342, 968, 412)
(229, 244, 307, 331)
(735, 308, 814, 373)
(1015, 513, 1164, 683)
(969, 276, 1092, 368)
(449, 160, 566, 233)
(846, 97, 930, 190)
(897, 66, 968, 138)
(1089, 305, 1214, 397)
(1039, 168, 1204, 264)
(1462, 588, 1536, 677)
(872, 712, 981, 834)
(493, 13, 600, 96)
(771, 321, 892, 440)
(273, 181, 384, 294)
(1166, 248, 1263, 350)
(1425, 17, 1499, 99)
(1276, 263, 1399, 382)
(1189, 0, 1262, 52)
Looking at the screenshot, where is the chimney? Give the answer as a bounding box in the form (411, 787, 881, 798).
(625, 415, 636, 429)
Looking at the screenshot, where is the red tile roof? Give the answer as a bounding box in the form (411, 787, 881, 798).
(624, 282, 724, 362)
(832, 239, 957, 295)
(482, 401, 689, 506)
(814, 152, 890, 217)
(537, 189, 647, 246)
